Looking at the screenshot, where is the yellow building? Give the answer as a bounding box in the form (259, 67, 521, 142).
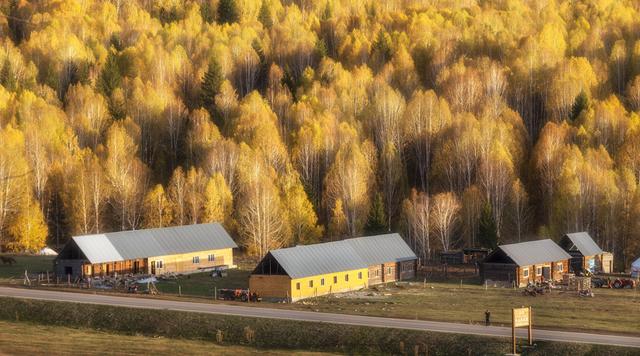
(250, 233, 417, 301)
(55, 223, 237, 278)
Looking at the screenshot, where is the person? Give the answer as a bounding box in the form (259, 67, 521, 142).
(485, 310, 491, 326)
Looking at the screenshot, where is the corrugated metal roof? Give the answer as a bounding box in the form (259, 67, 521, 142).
(340, 233, 417, 265)
(267, 233, 417, 279)
(563, 232, 603, 256)
(499, 239, 571, 266)
(72, 234, 123, 264)
(72, 223, 237, 264)
(270, 243, 366, 279)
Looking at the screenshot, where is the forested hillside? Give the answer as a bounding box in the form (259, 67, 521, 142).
(1, 0, 639, 267)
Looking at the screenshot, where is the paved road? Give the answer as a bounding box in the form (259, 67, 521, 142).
(1, 286, 638, 348)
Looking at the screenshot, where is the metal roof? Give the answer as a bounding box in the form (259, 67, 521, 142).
(563, 232, 603, 256)
(498, 239, 571, 266)
(340, 233, 417, 265)
(267, 233, 417, 279)
(71, 223, 237, 264)
(73, 234, 123, 264)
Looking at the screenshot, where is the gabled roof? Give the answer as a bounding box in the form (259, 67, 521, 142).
(495, 239, 571, 267)
(70, 223, 237, 264)
(340, 233, 417, 265)
(562, 232, 603, 256)
(262, 233, 417, 279)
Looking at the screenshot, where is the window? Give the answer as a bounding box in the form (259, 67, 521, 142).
(156, 260, 163, 268)
(536, 267, 542, 276)
(345, 274, 349, 282)
(333, 276, 337, 284)
(358, 272, 362, 280)
(320, 278, 325, 286)
(309, 280, 313, 288)
(208, 254, 215, 262)
(522, 267, 529, 278)
(296, 282, 300, 290)
(387, 267, 392, 274)
(556, 263, 563, 272)
(192, 256, 200, 264)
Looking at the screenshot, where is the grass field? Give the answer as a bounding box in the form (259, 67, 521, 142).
(3, 255, 639, 336)
(0, 320, 331, 356)
(283, 280, 640, 335)
(0, 255, 55, 281)
(154, 268, 252, 297)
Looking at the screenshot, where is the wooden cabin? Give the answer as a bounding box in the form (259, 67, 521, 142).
(54, 223, 237, 278)
(559, 232, 612, 274)
(249, 233, 418, 302)
(481, 239, 571, 287)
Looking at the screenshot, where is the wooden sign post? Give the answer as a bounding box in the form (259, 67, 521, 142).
(511, 306, 532, 354)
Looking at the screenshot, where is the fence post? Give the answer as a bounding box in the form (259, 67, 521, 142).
(179, 285, 182, 296)
(214, 287, 217, 300)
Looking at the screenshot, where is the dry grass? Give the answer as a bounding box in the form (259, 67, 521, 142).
(0, 320, 333, 356)
(283, 280, 640, 335)
(3, 256, 639, 336)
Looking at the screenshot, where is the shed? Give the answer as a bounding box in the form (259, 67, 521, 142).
(249, 233, 417, 301)
(54, 223, 237, 278)
(481, 239, 571, 287)
(559, 232, 611, 273)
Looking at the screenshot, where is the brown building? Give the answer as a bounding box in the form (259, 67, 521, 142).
(559, 232, 613, 274)
(250, 233, 418, 301)
(481, 239, 571, 287)
(54, 223, 237, 278)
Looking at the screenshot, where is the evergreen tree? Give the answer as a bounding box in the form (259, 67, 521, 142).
(258, 0, 272, 29)
(98, 52, 122, 97)
(0, 58, 17, 91)
(365, 193, 388, 234)
(201, 59, 224, 119)
(570, 90, 588, 122)
(478, 203, 499, 249)
(315, 38, 328, 59)
(217, 0, 239, 25)
(372, 30, 393, 67)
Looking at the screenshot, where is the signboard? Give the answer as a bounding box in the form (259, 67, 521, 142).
(512, 306, 533, 354)
(513, 307, 530, 327)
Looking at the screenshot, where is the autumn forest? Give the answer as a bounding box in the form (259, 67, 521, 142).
(1, 0, 640, 268)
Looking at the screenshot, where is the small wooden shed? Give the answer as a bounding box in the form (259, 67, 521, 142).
(559, 232, 612, 274)
(481, 239, 571, 287)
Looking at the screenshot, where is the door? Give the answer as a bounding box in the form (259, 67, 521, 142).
(151, 261, 156, 275)
(542, 266, 551, 280)
(64, 266, 73, 276)
(134, 261, 139, 274)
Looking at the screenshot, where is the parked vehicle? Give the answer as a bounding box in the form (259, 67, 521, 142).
(612, 278, 636, 289)
(218, 288, 261, 302)
(591, 277, 611, 288)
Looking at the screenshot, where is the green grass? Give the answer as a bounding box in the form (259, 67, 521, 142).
(155, 268, 251, 297)
(0, 254, 55, 281)
(0, 320, 331, 356)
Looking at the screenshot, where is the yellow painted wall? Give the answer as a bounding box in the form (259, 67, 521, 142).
(148, 248, 234, 274)
(289, 268, 369, 301)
